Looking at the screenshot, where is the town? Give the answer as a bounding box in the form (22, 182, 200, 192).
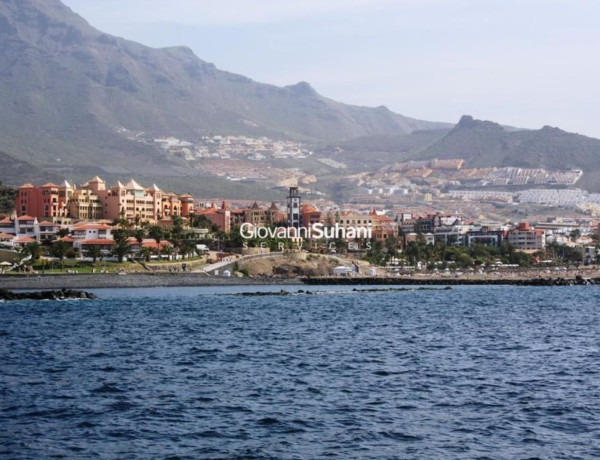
(1, 175, 599, 276)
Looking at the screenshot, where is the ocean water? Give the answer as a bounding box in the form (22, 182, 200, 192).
(1, 285, 600, 459)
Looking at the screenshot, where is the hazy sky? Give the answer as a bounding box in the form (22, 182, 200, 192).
(62, 0, 600, 138)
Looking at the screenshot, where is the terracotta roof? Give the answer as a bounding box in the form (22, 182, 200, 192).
(38, 221, 57, 226)
(196, 208, 218, 215)
(14, 236, 36, 243)
(17, 215, 35, 221)
(19, 183, 34, 188)
(88, 176, 105, 183)
(141, 239, 172, 249)
(301, 204, 317, 213)
(41, 182, 59, 188)
(0, 232, 14, 238)
(72, 223, 111, 230)
(79, 239, 115, 245)
(57, 236, 75, 243)
(0, 218, 13, 224)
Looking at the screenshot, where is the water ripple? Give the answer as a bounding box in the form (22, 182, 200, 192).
(1, 285, 600, 458)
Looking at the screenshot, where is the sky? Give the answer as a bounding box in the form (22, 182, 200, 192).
(62, 0, 600, 138)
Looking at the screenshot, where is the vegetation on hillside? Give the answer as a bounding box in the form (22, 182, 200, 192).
(0, 179, 17, 215)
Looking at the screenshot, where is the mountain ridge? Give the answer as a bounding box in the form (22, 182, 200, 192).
(1, 0, 600, 196)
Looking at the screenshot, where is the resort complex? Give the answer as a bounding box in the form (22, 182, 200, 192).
(1, 177, 599, 271)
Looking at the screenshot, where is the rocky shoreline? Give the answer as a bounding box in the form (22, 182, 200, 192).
(1, 272, 600, 290)
(0, 288, 97, 301)
(302, 275, 600, 286)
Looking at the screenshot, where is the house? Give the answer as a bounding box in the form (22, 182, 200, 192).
(15, 216, 39, 240)
(37, 221, 61, 242)
(0, 217, 16, 236)
(74, 239, 115, 257)
(70, 222, 112, 241)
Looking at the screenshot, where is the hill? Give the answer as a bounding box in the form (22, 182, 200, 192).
(406, 116, 600, 191)
(0, 0, 448, 188)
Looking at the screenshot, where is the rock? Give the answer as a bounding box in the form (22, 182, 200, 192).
(0, 289, 97, 301)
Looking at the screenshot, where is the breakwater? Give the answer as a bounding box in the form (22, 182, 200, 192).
(1, 273, 599, 290)
(301, 275, 600, 286)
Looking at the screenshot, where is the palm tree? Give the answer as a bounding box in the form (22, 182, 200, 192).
(160, 244, 174, 260)
(148, 226, 164, 246)
(51, 240, 70, 267)
(111, 229, 131, 263)
(180, 240, 197, 260)
(85, 245, 103, 263)
(20, 242, 43, 262)
(139, 247, 152, 262)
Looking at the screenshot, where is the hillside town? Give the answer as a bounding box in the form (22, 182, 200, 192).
(1, 176, 599, 275)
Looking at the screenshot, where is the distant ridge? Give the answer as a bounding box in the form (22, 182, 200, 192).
(1, 0, 600, 194)
(0, 0, 448, 186)
(405, 115, 600, 191)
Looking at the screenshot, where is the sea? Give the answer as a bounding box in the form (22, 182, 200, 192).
(1, 285, 600, 459)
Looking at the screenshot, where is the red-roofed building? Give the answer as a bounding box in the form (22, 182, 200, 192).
(38, 221, 61, 242)
(507, 223, 546, 251)
(16, 182, 71, 219)
(0, 217, 15, 236)
(15, 177, 194, 223)
(13, 236, 37, 247)
(301, 204, 322, 227)
(0, 232, 14, 245)
(194, 202, 231, 232)
(73, 238, 115, 256)
(71, 223, 112, 241)
(15, 216, 39, 240)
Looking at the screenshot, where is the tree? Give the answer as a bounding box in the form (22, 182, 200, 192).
(365, 240, 387, 266)
(20, 242, 43, 262)
(160, 244, 174, 260)
(111, 229, 131, 263)
(171, 216, 185, 240)
(148, 226, 164, 246)
(112, 217, 129, 229)
(56, 228, 70, 238)
(139, 247, 152, 262)
(85, 245, 103, 263)
(51, 241, 70, 266)
(180, 240, 197, 259)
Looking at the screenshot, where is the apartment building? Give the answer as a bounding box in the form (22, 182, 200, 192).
(16, 177, 195, 223)
(507, 223, 546, 251)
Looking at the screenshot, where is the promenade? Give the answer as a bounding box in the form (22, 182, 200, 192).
(2, 268, 600, 290)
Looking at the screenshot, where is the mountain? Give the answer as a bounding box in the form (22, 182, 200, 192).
(407, 116, 600, 191)
(0, 0, 448, 188)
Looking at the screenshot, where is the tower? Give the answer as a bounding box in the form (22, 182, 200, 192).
(287, 187, 301, 229)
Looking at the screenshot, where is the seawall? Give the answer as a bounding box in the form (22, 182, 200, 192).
(0, 273, 301, 290)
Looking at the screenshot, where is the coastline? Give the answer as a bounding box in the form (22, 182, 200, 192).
(0, 273, 302, 290)
(2, 269, 600, 290)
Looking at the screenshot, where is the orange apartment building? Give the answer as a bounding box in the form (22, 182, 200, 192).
(16, 177, 195, 223)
